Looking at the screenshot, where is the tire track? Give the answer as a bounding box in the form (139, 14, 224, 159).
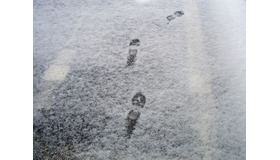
(184, 0, 219, 159)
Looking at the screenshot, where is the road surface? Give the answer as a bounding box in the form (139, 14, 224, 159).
(33, 0, 245, 159)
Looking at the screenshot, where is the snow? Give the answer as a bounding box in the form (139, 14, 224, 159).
(33, 0, 246, 159)
(43, 65, 70, 81)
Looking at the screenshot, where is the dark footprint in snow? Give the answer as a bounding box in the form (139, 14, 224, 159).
(174, 11, 184, 17)
(127, 49, 137, 66)
(126, 110, 141, 138)
(167, 11, 184, 24)
(125, 92, 146, 138)
(132, 92, 146, 108)
(167, 15, 176, 21)
(129, 39, 140, 46)
(126, 39, 140, 66)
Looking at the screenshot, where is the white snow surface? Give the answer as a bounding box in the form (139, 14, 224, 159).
(33, 0, 245, 159)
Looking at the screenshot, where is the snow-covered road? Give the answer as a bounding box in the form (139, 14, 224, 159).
(33, 0, 245, 159)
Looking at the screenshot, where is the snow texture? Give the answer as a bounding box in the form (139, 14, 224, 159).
(34, 0, 245, 159)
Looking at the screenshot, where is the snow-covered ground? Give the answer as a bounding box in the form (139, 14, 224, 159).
(33, 0, 245, 159)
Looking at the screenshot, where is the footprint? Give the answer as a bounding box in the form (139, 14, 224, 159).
(125, 92, 146, 138)
(174, 11, 184, 17)
(127, 49, 137, 66)
(126, 110, 141, 138)
(167, 11, 184, 24)
(166, 15, 176, 21)
(132, 92, 146, 108)
(126, 39, 140, 66)
(129, 39, 140, 46)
